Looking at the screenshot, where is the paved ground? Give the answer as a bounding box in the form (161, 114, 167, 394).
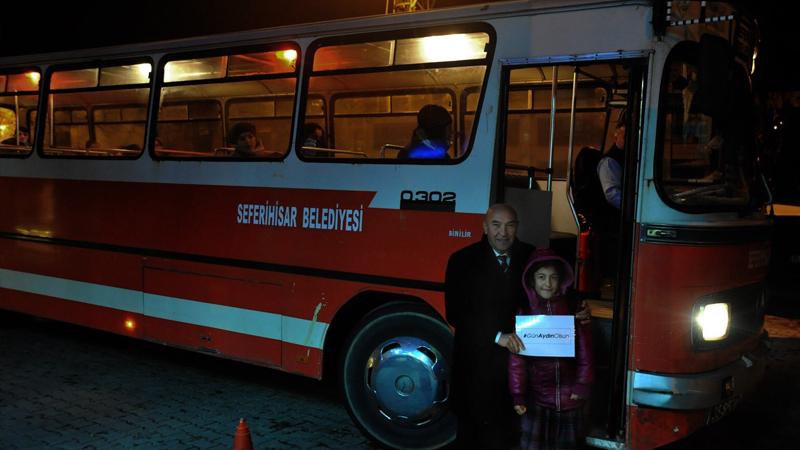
(0, 311, 378, 450)
(1, 300, 798, 450)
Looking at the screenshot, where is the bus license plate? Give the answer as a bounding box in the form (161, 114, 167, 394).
(707, 395, 742, 424)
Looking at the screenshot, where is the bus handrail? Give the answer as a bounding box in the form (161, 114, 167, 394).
(157, 148, 219, 157)
(505, 164, 552, 190)
(565, 66, 582, 269)
(301, 146, 368, 158)
(42, 146, 142, 156)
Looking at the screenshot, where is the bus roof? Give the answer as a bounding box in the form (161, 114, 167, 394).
(0, 0, 649, 67)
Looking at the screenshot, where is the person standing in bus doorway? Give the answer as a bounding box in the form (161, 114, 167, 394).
(509, 248, 594, 450)
(595, 122, 626, 286)
(398, 104, 452, 159)
(444, 204, 531, 450)
(597, 122, 625, 211)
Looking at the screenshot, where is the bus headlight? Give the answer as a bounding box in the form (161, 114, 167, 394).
(695, 302, 730, 341)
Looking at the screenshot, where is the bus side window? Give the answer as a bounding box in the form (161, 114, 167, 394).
(43, 63, 150, 158)
(155, 46, 299, 159)
(156, 100, 223, 157)
(301, 29, 492, 161)
(0, 71, 40, 156)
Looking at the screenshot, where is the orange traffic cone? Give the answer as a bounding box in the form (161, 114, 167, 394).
(233, 418, 254, 450)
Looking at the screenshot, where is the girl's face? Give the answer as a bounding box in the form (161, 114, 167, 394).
(532, 266, 560, 299)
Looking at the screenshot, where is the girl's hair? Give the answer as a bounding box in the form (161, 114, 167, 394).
(525, 260, 565, 289)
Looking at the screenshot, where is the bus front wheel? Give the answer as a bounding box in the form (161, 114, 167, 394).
(340, 303, 455, 449)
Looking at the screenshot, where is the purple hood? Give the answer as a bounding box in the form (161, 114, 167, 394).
(521, 248, 575, 310)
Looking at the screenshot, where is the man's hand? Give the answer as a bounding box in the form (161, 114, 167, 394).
(513, 405, 527, 415)
(498, 332, 525, 353)
(576, 300, 592, 325)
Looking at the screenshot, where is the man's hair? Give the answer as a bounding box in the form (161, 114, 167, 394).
(417, 104, 452, 140)
(484, 203, 518, 223)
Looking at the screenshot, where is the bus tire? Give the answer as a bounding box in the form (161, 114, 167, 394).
(340, 303, 455, 450)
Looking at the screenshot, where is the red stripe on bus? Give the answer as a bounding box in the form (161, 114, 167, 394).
(0, 176, 483, 282)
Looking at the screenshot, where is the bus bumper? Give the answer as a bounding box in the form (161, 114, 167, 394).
(629, 338, 767, 411)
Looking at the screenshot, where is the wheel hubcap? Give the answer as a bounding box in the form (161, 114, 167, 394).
(366, 336, 448, 425)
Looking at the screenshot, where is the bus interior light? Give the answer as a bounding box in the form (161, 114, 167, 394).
(136, 63, 152, 78)
(695, 302, 730, 341)
(277, 49, 298, 67)
(422, 34, 481, 62)
(26, 71, 41, 85)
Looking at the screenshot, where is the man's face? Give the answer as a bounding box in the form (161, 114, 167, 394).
(19, 131, 29, 143)
(483, 207, 518, 253)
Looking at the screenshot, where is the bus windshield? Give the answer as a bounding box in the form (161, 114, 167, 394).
(657, 38, 757, 211)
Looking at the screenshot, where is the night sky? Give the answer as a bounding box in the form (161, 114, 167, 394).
(0, 0, 796, 91)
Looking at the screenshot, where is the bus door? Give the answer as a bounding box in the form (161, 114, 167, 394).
(496, 57, 647, 446)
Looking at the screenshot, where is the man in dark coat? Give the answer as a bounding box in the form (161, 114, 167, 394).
(444, 204, 532, 450)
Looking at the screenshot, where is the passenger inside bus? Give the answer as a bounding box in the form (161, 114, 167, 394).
(229, 122, 267, 157)
(1, 126, 31, 147)
(301, 122, 331, 157)
(397, 104, 452, 159)
(597, 123, 625, 210)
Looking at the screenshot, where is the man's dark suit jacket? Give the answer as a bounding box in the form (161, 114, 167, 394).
(444, 236, 534, 422)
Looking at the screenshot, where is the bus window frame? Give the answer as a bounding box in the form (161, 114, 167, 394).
(150, 42, 301, 162)
(296, 22, 496, 165)
(328, 87, 456, 155)
(0, 66, 41, 159)
(483, 72, 617, 181)
(40, 57, 153, 160)
(653, 40, 755, 214)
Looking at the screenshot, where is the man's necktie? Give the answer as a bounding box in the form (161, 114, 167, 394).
(498, 254, 509, 273)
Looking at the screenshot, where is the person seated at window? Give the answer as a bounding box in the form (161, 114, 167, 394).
(2, 126, 31, 147)
(398, 104, 452, 159)
(229, 122, 267, 157)
(302, 122, 331, 157)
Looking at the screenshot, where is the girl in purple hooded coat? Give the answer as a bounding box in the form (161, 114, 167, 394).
(509, 248, 594, 450)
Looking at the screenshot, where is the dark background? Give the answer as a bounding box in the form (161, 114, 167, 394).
(0, 1, 796, 91)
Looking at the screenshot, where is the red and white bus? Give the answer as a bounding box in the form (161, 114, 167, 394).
(0, 1, 769, 449)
